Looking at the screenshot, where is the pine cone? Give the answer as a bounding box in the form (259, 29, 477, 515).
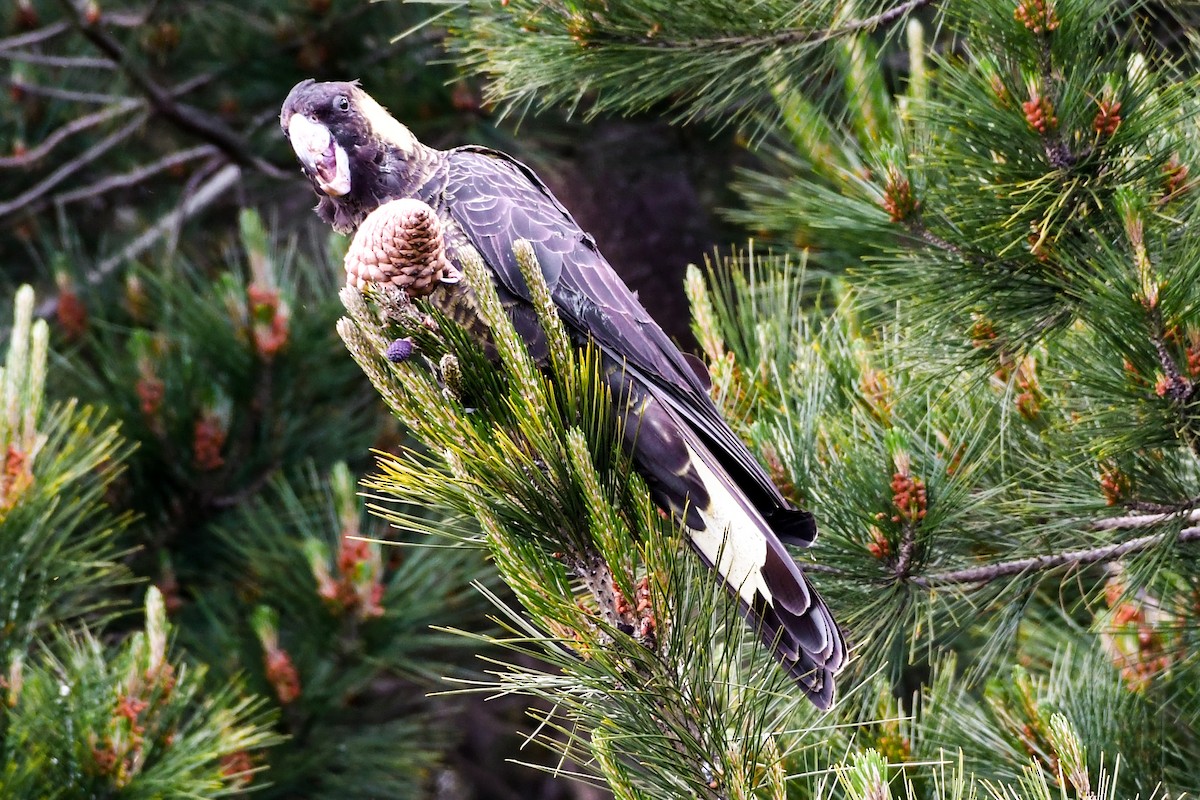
(344, 198, 461, 297)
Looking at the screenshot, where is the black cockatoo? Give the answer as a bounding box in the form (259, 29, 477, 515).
(281, 79, 847, 707)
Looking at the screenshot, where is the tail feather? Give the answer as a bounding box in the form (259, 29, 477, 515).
(608, 359, 846, 706)
(678, 428, 847, 709)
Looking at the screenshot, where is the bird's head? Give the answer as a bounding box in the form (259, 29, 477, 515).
(280, 79, 422, 201)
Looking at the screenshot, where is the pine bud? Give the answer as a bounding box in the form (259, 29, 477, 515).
(1098, 464, 1128, 506)
(55, 272, 88, 341)
(264, 647, 302, 704)
(1022, 86, 1058, 134)
(989, 73, 1011, 107)
(1014, 0, 1060, 34)
(14, 0, 38, 30)
(890, 472, 927, 524)
(1014, 356, 1042, 419)
(1, 446, 32, 515)
(881, 166, 918, 223)
(192, 411, 228, 471)
(1093, 93, 1122, 137)
(1163, 153, 1190, 202)
(4, 653, 22, 707)
(1186, 331, 1200, 376)
(969, 316, 997, 348)
(124, 273, 149, 323)
(253, 608, 302, 704)
(246, 284, 289, 359)
(220, 751, 256, 789)
(866, 526, 891, 559)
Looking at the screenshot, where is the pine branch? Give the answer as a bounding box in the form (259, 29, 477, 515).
(911, 525, 1200, 589)
(0, 112, 148, 220)
(52, 144, 220, 207)
(56, 0, 290, 179)
(0, 20, 70, 49)
(0, 100, 141, 169)
(340, 237, 814, 797)
(33, 163, 242, 321)
(623, 0, 936, 49)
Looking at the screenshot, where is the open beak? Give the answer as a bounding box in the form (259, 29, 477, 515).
(286, 114, 351, 197)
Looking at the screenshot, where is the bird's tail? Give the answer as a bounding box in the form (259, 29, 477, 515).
(675, 425, 846, 708)
(604, 356, 846, 706)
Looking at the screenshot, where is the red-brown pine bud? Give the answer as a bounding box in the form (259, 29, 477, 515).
(1093, 95, 1122, 137)
(264, 647, 302, 704)
(1022, 87, 1058, 134)
(882, 167, 919, 223)
(1014, 0, 1060, 33)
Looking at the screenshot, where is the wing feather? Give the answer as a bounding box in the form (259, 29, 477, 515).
(439, 147, 799, 520)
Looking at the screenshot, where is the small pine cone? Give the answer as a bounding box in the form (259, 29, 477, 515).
(969, 316, 998, 349)
(1186, 334, 1200, 377)
(866, 525, 891, 559)
(385, 337, 415, 363)
(55, 280, 88, 341)
(1098, 464, 1128, 506)
(264, 647, 302, 704)
(345, 198, 461, 297)
(882, 167, 919, 223)
(890, 472, 927, 524)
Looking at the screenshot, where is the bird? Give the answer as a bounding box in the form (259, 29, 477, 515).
(280, 79, 847, 707)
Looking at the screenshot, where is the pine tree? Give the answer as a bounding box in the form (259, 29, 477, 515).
(324, 0, 1200, 796)
(35, 212, 498, 797)
(0, 285, 280, 796)
(8, 0, 1200, 797)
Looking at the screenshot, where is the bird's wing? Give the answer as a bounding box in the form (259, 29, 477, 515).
(440, 146, 812, 539)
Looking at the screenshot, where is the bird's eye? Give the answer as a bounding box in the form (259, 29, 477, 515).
(335, 95, 350, 112)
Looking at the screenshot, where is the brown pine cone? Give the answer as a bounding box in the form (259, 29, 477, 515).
(344, 198, 462, 297)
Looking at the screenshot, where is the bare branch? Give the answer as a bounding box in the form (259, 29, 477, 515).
(53, 144, 220, 207)
(0, 113, 148, 220)
(802, 510, 1200, 585)
(893, 524, 918, 579)
(1092, 507, 1200, 531)
(0, 21, 70, 49)
(59, 1, 290, 179)
(35, 163, 243, 320)
(0, 49, 115, 69)
(0, 99, 141, 168)
(7, 79, 130, 105)
(640, 0, 935, 50)
(911, 525, 1200, 588)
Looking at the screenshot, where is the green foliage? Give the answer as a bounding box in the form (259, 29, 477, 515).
(0, 588, 279, 798)
(425, 1, 1200, 793)
(0, 0, 473, 276)
(32, 212, 495, 796)
(56, 210, 378, 580)
(0, 285, 133, 655)
(181, 461, 488, 798)
(0, 288, 280, 798)
(434, 0, 919, 128)
(338, 242, 830, 798)
(686, 246, 1200, 795)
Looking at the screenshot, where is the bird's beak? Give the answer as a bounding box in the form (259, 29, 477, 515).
(285, 114, 351, 197)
